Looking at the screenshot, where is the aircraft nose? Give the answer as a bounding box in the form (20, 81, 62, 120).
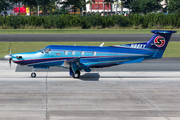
(4, 55, 11, 59)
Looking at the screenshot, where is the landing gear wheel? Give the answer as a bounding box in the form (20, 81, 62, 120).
(31, 72, 36, 78)
(73, 70, 80, 78)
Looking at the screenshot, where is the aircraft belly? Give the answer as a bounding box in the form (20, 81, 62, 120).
(14, 58, 63, 67)
(32, 60, 64, 67)
(80, 55, 145, 67)
(34, 61, 64, 67)
(14, 60, 34, 65)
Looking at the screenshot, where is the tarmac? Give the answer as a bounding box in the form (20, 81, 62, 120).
(0, 60, 180, 120)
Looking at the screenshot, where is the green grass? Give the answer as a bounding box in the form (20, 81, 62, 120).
(0, 29, 180, 34)
(1, 42, 180, 58)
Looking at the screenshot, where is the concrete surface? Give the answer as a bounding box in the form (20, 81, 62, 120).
(0, 61, 180, 120)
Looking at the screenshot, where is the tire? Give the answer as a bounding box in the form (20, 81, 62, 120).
(73, 70, 80, 78)
(31, 73, 36, 78)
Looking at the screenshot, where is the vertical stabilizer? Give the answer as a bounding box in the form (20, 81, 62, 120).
(146, 30, 177, 58)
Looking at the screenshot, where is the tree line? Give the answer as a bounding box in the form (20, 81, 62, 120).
(0, 0, 56, 15)
(1, 0, 180, 16)
(0, 13, 180, 29)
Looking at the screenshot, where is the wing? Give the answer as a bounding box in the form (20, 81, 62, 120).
(62, 57, 91, 76)
(117, 57, 145, 65)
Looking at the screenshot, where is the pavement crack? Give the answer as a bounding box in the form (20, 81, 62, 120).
(116, 72, 170, 120)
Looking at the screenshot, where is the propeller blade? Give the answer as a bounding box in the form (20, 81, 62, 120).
(9, 43, 11, 55)
(9, 58, 12, 68)
(7, 43, 12, 69)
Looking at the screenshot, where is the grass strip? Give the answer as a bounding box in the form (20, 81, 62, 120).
(0, 29, 180, 34)
(0, 42, 180, 58)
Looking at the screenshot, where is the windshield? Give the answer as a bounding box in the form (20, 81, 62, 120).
(39, 48, 51, 53)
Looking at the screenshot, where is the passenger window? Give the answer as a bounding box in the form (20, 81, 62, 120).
(72, 51, 75, 55)
(81, 51, 84, 56)
(93, 51, 96, 56)
(65, 51, 68, 55)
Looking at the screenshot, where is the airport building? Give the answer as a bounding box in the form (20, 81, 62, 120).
(53, 0, 168, 15)
(85, 0, 167, 14)
(85, 0, 130, 15)
(55, 0, 129, 15)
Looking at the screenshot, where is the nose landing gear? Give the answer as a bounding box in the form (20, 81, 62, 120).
(31, 72, 36, 78)
(72, 70, 80, 78)
(31, 69, 36, 78)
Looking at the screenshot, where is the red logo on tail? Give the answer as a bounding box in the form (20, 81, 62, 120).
(154, 36, 165, 47)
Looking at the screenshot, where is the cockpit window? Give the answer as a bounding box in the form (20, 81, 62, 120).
(45, 48, 51, 53)
(39, 49, 44, 53)
(39, 48, 51, 53)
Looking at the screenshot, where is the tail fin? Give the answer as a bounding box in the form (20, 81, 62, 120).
(146, 30, 177, 58)
(114, 30, 176, 58)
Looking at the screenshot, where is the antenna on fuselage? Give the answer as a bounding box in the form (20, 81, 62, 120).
(100, 42, 104, 47)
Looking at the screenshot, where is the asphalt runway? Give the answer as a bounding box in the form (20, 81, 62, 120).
(0, 34, 180, 42)
(0, 60, 180, 120)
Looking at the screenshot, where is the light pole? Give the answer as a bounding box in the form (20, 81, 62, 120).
(38, 4, 39, 16)
(37, 0, 39, 16)
(121, 0, 123, 15)
(103, 0, 105, 15)
(116, 0, 117, 15)
(90, 0, 92, 14)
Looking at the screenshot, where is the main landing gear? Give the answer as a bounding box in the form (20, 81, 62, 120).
(72, 70, 80, 78)
(31, 69, 36, 78)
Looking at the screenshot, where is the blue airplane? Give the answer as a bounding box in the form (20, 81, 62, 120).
(4, 30, 177, 78)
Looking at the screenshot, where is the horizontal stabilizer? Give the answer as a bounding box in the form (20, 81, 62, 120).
(151, 30, 177, 34)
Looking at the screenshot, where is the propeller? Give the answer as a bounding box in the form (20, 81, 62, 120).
(4, 43, 12, 68)
(9, 43, 12, 68)
(9, 57, 12, 68)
